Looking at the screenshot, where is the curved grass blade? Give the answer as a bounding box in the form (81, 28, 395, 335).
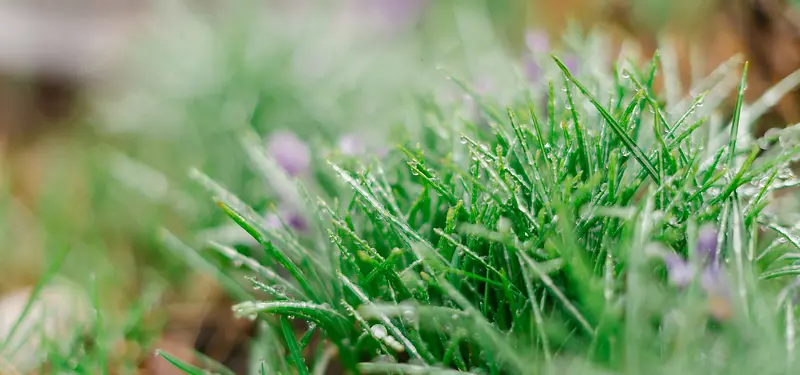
(217, 201, 320, 302)
(233, 301, 348, 334)
(156, 351, 207, 375)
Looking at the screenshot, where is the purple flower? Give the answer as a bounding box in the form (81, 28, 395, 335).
(267, 131, 311, 176)
(696, 224, 719, 263)
(665, 253, 695, 288)
(266, 206, 308, 232)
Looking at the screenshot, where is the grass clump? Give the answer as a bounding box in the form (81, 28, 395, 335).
(177, 50, 800, 375)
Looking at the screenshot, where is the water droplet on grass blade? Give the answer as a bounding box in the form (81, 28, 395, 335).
(371, 324, 388, 339)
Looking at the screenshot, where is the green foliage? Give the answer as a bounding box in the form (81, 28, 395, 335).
(179, 45, 800, 375)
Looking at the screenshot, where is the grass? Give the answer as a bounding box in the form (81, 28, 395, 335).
(5, 2, 800, 374)
(172, 34, 800, 374)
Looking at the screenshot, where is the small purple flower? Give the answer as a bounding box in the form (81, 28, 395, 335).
(266, 205, 308, 232)
(696, 224, 719, 263)
(665, 253, 695, 288)
(267, 131, 311, 176)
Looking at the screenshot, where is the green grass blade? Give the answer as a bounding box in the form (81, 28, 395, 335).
(728, 62, 749, 169)
(157, 351, 207, 375)
(281, 317, 310, 375)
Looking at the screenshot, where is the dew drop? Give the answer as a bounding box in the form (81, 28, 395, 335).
(757, 137, 771, 150)
(371, 324, 388, 339)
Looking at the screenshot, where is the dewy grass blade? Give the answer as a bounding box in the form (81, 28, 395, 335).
(517, 257, 553, 365)
(738, 67, 800, 136)
(728, 62, 749, 169)
(233, 301, 348, 333)
(209, 241, 306, 299)
(563, 74, 593, 177)
(519, 253, 595, 336)
(526, 104, 550, 170)
(552, 55, 660, 183)
(712, 145, 760, 205)
(760, 265, 800, 280)
(669, 92, 708, 139)
(730, 196, 750, 317)
(548, 80, 557, 144)
(281, 316, 311, 375)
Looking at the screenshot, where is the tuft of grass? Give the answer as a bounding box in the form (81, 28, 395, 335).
(175, 42, 800, 375)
